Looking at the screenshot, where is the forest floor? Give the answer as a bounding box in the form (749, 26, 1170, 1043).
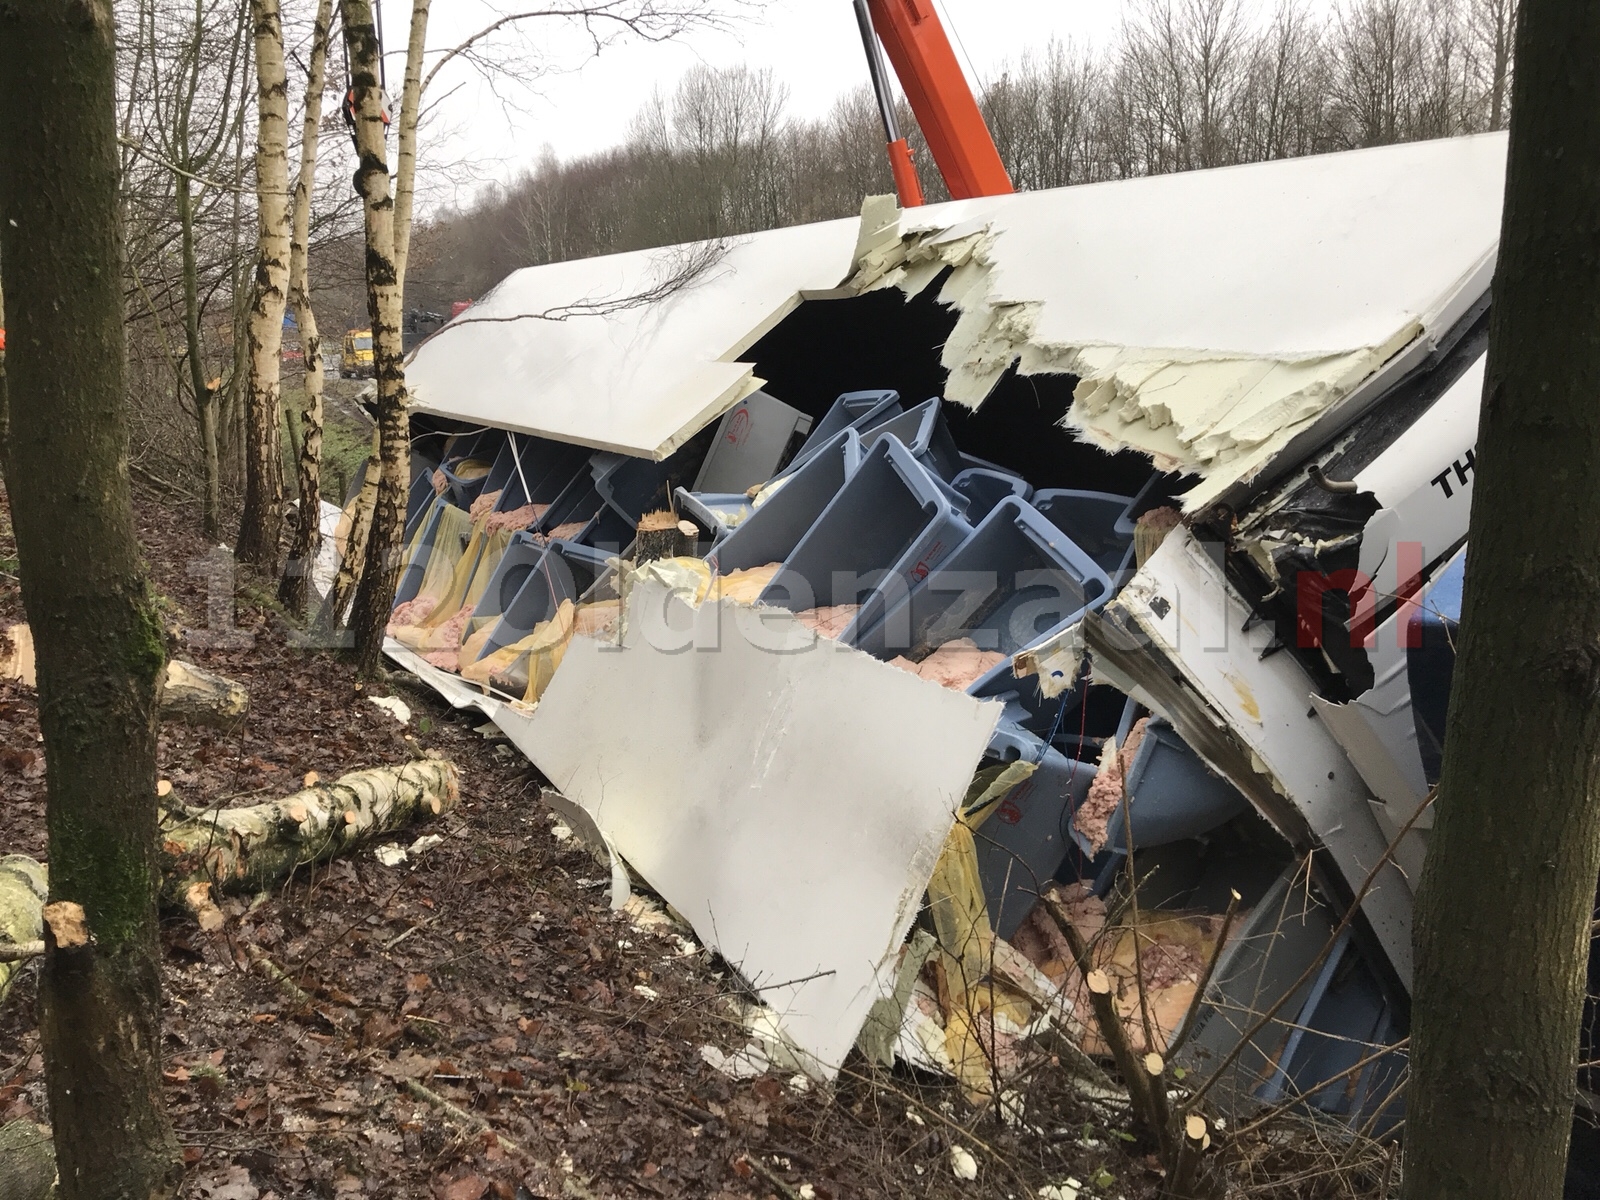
(0, 482, 1175, 1200)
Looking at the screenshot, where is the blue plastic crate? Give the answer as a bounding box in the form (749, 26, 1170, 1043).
(757, 436, 972, 642)
(858, 396, 963, 481)
(785, 389, 902, 472)
(952, 467, 1033, 525)
(478, 540, 614, 660)
(854, 496, 1112, 693)
(1095, 717, 1251, 857)
(1032, 488, 1137, 580)
(975, 721, 1101, 938)
(706, 429, 863, 575)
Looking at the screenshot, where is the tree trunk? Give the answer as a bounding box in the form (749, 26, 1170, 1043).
(221, 103, 251, 493)
(279, 0, 335, 616)
(392, 0, 433, 307)
(0, 250, 8, 480)
(236, 0, 292, 573)
(1403, 3, 1600, 1198)
(634, 510, 696, 563)
(175, 173, 223, 540)
(0, 761, 458, 956)
(0, 2, 181, 1195)
(341, 0, 412, 677)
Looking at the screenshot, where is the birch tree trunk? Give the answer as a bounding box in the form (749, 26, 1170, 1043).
(1403, 1, 1600, 1196)
(341, 0, 411, 677)
(236, 0, 292, 572)
(392, 0, 433, 307)
(221, 102, 251, 490)
(279, 0, 335, 615)
(0, 1, 181, 1193)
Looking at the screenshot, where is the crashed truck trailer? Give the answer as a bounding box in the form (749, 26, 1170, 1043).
(378, 130, 1600, 1139)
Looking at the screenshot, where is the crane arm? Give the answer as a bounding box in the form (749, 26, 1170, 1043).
(851, 0, 926, 207)
(859, 0, 1013, 204)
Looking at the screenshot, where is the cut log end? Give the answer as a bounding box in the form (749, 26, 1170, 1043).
(160, 659, 250, 728)
(42, 902, 89, 950)
(185, 882, 226, 932)
(1185, 1113, 1209, 1142)
(1144, 1051, 1165, 1077)
(1086, 968, 1112, 996)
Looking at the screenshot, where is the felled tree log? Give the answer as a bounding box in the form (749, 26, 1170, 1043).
(0, 1120, 56, 1200)
(0, 629, 245, 728)
(159, 759, 459, 914)
(158, 659, 249, 727)
(0, 762, 459, 1007)
(0, 856, 47, 1004)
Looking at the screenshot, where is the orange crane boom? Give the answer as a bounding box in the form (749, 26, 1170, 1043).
(852, 0, 1013, 206)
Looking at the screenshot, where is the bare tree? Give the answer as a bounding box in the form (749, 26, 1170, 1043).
(123, 0, 251, 537)
(338, 0, 410, 675)
(237, 0, 293, 571)
(392, 0, 433, 306)
(0, 1, 180, 1194)
(985, 42, 1104, 189)
(1328, 0, 1463, 145)
(1466, 0, 1516, 128)
(279, 0, 336, 615)
(1117, 0, 1251, 173)
(1404, 0, 1600, 1192)
(1238, 1, 1331, 160)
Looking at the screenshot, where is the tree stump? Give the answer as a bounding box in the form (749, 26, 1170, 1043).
(634, 510, 697, 564)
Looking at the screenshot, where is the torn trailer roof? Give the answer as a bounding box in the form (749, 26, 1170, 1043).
(379, 132, 1526, 1126)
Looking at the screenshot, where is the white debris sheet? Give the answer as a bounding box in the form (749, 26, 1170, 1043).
(510, 579, 1003, 1077)
(405, 218, 860, 460)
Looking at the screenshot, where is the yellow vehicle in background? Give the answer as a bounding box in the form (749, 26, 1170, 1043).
(340, 328, 374, 378)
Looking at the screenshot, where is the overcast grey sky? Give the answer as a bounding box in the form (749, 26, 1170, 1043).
(382, 0, 1126, 203)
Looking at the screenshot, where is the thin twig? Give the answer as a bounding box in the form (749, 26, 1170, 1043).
(431, 240, 729, 333)
(245, 944, 316, 1009)
(1184, 790, 1436, 1113)
(1163, 888, 1242, 1061)
(401, 1077, 525, 1156)
(745, 1155, 802, 1200)
(1045, 896, 1167, 1147)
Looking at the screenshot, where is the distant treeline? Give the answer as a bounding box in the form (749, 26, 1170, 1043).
(406, 0, 1514, 308)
